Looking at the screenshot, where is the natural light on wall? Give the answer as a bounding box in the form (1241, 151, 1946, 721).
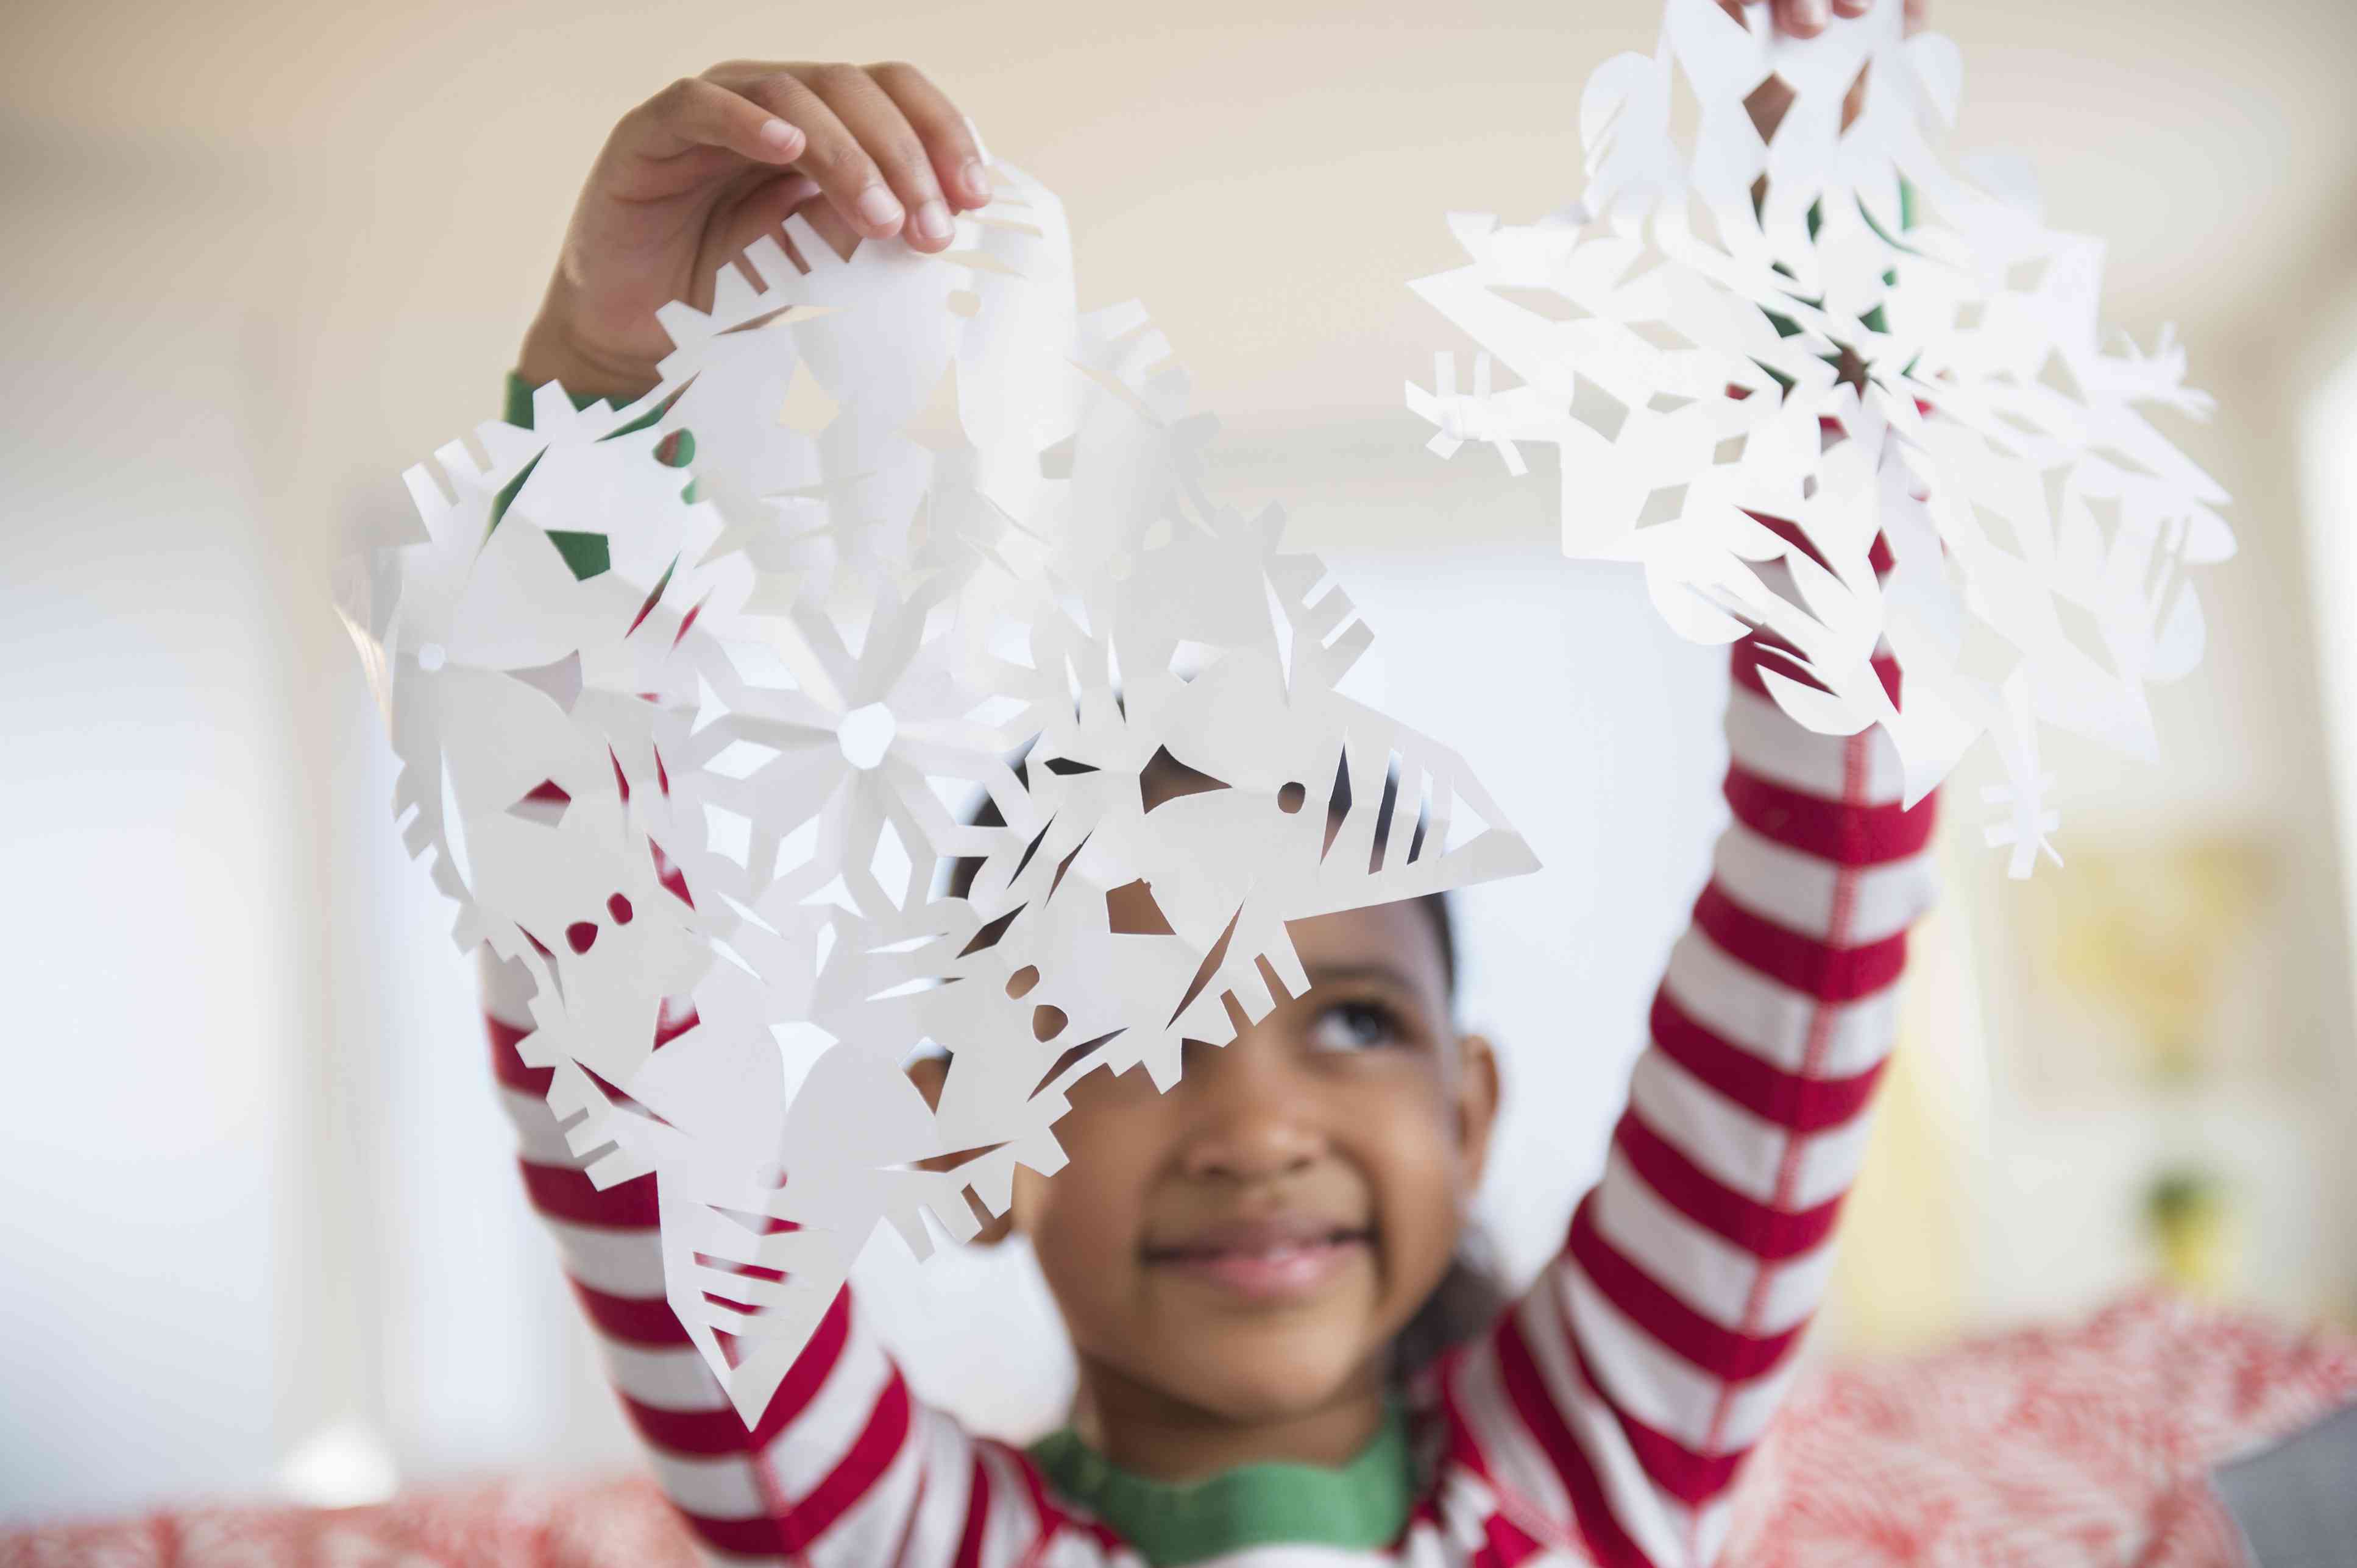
(2299, 353, 2357, 1044)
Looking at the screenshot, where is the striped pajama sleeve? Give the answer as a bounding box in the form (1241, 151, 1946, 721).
(470, 379, 1106, 1567)
(1445, 629, 1938, 1568)
(477, 952, 1096, 1568)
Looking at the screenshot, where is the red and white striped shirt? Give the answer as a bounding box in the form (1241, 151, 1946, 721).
(483, 635, 1937, 1567)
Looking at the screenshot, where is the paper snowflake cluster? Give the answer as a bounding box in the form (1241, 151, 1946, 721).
(1408, 0, 2233, 873)
(338, 160, 1537, 1421)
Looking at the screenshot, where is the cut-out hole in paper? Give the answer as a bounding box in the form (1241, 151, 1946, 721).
(774, 360, 840, 435)
(1744, 72, 1796, 142)
(1571, 378, 1631, 442)
(1033, 1031, 1119, 1097)
(508, 781, 570, 828)
(506, 652, 583, 713)
(1106, 880, 1176, 937)
(1139, 746, 1230, 811)
(1637, 484, 1690, 528)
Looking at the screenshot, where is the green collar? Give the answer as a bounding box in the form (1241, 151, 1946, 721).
(1027, 1403, 1415, 1567)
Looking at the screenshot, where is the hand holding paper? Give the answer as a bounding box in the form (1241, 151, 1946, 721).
(1717, 0, 1929, 41)
(517, 60, 993, 403)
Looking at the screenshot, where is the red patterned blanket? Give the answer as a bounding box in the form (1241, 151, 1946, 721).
(9, 1292, 2352, 1567)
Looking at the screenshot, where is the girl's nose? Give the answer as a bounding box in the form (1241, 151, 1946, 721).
(1174, 1036, 1328, 1184)
(1177, 1109, 1325, 1184)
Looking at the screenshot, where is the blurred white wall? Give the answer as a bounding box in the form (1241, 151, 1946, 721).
(5, 0, 2356, 1524)
(0, 186, 308, 1508)
(2301, 347, 2357, 1062)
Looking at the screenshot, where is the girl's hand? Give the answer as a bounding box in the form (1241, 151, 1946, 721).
(1721, 0, 1929, 35)
(1720, 0, 1932, 138)
(517, 60, 990, 403)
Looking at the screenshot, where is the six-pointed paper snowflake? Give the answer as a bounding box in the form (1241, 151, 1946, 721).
(340, 160, 1538, 1422)
(1408, 0, 2233, 874)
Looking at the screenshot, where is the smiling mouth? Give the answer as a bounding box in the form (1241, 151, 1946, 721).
(1141, 1224, 1374, 1302)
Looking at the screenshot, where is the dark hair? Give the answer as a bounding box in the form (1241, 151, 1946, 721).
(948, 745, 1507, 1378)
(1394, 1235, 1510, 1384)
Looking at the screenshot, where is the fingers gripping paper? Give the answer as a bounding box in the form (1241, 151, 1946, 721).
(1408, 0, 2232, 874)
(338, 161, 1539, 1424)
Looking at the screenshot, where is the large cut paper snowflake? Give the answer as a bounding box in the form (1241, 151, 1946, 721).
(339, 158, 1538, 1423)
(1408, 0, 2232, 874)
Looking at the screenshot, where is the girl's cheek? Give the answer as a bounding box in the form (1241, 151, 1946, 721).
(1026, 1100, 1166, 1242)
(1352, 1086, 1472, 1221)
(1059, 1066, 1183, 1167)
(1352, 1062, 1462, 1154)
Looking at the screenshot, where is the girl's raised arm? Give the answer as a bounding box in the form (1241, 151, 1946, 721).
(1438, 562, 1938, 1566)
(482, 939, 1091, 1565)
(1443, 21, 1944, 1555)
(471, 66, 1093, 1563)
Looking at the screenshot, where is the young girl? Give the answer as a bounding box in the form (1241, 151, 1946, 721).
(485, 15, 1937, 1564)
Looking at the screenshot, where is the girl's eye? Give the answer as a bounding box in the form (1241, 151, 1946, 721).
(1307, 1000, 1404, 1053)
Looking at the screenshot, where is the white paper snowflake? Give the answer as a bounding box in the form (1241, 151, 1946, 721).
(1408, 0, 2232, 874)
(340, 158, 1538, 1422)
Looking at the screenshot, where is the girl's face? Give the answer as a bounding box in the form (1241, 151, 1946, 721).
(1010, 894, 1498, 1438)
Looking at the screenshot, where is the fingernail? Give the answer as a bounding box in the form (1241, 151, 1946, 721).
(856, 185, 904, 230)
(911, 200, 952, 244)
(758, 118, 801, 155)
(959, 160, 990, 202)
(1798, 0, 1831, 24)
